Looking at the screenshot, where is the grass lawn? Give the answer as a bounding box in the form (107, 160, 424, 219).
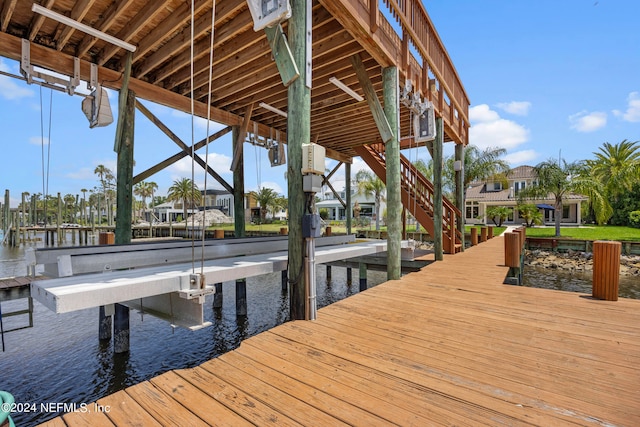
(525, 226, 640, 241)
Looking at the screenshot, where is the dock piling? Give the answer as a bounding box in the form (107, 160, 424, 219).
(236, 279, 247, 316)
(359, 262, 367, 291)
(213, 283, 223, 309)
(592, 241, 620, 301)
(113, 303, 130, 353)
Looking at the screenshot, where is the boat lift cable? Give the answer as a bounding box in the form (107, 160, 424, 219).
(201, 0, 217, 275)
(40, 86, 53, 227)
(189, 0, 196, 273)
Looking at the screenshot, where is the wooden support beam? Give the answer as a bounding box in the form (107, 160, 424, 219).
(455, 142, 465, 252)
(433, 117, 443, 261)
(288, 0, 311, 321)
(231, 103, 254, 172)
(345, 163, 352, 235)
(383, 66, 401, 280)
(232, 126, 245, 238)
(1, 0, 18, 32)
(325, 179, 346, 209)
(135, 100, 233, 193)
(264, 24, 300, 87)
(369, 0, 379, 33)
(133, 126, 232, 184)
(351, 54, 393, 144)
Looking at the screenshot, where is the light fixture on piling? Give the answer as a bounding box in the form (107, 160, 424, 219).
(329, 76, 364, 102)
(259, 102, 288, 118)
(246, 0, 292, 31)
(32, 4, 136, 52)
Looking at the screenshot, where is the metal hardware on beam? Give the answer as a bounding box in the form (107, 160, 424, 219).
(20, 39, 80, 95)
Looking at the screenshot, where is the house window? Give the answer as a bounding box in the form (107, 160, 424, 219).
(514, 181, 526, 195)
(563, 205, 570, 219)
(492, 182, 502, 191)
(466, 202, 479, 219)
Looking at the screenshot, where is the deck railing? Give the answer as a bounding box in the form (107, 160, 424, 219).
(375, 0, 470, 143)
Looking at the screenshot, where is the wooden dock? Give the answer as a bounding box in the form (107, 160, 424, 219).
(40, 235, 640, 426)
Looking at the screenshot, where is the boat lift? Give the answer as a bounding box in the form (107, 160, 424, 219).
(28, 236, 390, 329)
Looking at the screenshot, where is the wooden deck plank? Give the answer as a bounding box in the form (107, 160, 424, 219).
(149, 371, 253, 426)
(37, 418, 67, 427)
(61, 407, 114, 427)
(205, 352, 393, 426)
(323, 301, 640, 394)
(232, 340, 435, 426)
(124, 381, 209, 427)
(174, 366, 302, 426)
(240, 331, 498, 426)
(96, 390, 162, 427)
(197, 357, 349, 426)
(39, 235, 640, 426)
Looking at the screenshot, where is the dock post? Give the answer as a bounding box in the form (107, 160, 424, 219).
(432, 117, 444, 260)
(471, 227, 478, 246)
(504, 232, 522, 284)
(346, 267, 352, 286)
(592, 241, 620, 301)
(98, 305, 112, 341)
(113, 303, 130, 353)
(359, 262, 367, 291)
(480, 226, 488, 243)
(236, 279, 247, 316)
(488, 226, 494, 239)
(383, 65, 402, 278)
(213, 283, 223, 309)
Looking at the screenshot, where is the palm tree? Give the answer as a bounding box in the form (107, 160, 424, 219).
(249, 187, 280, 223)
(94, 164, 114, 194)
(524, 158, 611, 236)
(586, 139, 640, 202)
(134, 181, 155, 220)
(355, 170, 386, 230)
(167, 178, 201, 222)
(459, 145, 510, 188)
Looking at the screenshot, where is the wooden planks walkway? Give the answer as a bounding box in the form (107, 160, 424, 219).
(40, 235, 640, 426)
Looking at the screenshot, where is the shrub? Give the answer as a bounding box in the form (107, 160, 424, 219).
(629, 211, 640, 228)
(319, 208, 329, 220)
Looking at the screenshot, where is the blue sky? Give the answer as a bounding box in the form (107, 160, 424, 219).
(1, 0, 638, 207)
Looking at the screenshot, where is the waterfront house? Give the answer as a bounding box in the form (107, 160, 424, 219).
(465, 165, 586, 225)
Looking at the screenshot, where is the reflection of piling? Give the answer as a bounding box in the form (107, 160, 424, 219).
(592, 241, 620, 301)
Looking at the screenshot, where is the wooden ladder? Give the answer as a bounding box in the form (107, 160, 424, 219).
(355, 144, 463, 254)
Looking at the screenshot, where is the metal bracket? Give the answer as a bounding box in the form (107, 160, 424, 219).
(20, 39, 80, 95)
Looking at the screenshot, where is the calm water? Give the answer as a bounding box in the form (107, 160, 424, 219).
(0, 238, 387, 426)
(523, 265, 640, 299)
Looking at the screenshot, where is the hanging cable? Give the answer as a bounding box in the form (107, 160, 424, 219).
(40, 86, 53, 229)
(189, 0, 196, 273)
(200, 0, 218, 274)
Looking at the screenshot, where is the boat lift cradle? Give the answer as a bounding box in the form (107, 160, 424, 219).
(27, 236, 391, 329)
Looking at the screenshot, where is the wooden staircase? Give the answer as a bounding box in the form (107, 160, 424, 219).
(355, 144, 463, 254)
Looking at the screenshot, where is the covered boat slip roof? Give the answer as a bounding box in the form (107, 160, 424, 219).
(0, 0, 469, 162)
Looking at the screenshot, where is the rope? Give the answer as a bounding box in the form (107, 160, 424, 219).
(200, 0, 217, 274)
(0, 390, 16, 427)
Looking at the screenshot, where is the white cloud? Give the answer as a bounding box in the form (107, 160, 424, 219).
(503, 150, 538, 166)
(29, 136, 50, 145)
(496, 101, 531, 116)
(613, 91, 640, 123)
(468, 104, 530, 150)
(0, 59, 35, 100)
(66, 167, 96, 181)
(169, 153, 232, 176)
(248, 181, 284, 195)
(569, 110, 607, 132)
